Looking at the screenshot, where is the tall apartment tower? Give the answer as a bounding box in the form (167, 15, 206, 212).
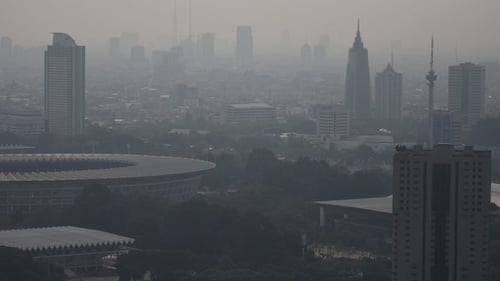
(375, 64, 402, 121)
(392, 144, 491, 281)
(108, 37, 120, 58)
(432, 110, 463, 145)
(0, 36, 13, 63)
(345, 20, 371, 120)
(199, 33, 215, 64)
(448, 63, 485, 129)
(120, 32, 139, 56)
(300, 44, 312, 63)
(44, 33, 85, 136)
(235, 26, 253, 67)
(130, 45, 146, 64)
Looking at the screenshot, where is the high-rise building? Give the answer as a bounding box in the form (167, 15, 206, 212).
(235, 26, 253, 67)
(279, 29, 291, 55)
(313, 44, 328, 63)
(448, 63, 485, 129)
(375, 64, 402, 121)
(0, 36, 13, 63)
(120, 32, 139, 56)
(345, 21, 371, 120)
(152, 48, 184, 88)
(320, 35, 331, 49)
(392, 144, 490, 281)
(316, 105, 350, 140)
(130, 45, 145, 64)
(300, 44, 312, 63)
(432, 110, 463, 145)
(108, 37, 120, 58)
(44, 33, 85, 136)
(199, 33, 215, 64)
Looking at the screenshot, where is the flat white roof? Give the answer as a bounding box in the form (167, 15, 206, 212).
(228, 103, 274, 109)
(315, 183, 500, 214)
(0, 226, 134, 251)
(314, 196, 392, 214)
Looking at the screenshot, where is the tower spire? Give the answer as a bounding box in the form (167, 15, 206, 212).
(353, 19, 363, 48)
(391, 47, 394, 67)
(430, 37, 434, 71)
(173, 0, 177, 45)
(426, 37, 437, 147)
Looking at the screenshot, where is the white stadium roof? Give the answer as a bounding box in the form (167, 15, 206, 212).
(0, 226, 134, 251)
(314, 183, 500, 214)
(0, 154, 215, 182)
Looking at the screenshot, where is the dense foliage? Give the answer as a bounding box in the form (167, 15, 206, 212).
(0, 247, 64, 281)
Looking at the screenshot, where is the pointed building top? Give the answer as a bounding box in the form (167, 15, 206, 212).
(353, 20, 364, 49)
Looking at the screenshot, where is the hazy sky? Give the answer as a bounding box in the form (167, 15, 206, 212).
(1, 0, 499, 61)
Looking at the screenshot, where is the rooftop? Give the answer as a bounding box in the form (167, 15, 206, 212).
(314, 184, 500, 214)
(228, 103, 274, 109)
(0, 226, 134, 251)
(314, 196, 392, 214)
(0, 154, 215, 182)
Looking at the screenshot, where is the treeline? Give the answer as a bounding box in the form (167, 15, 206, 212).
(206, 148, 392, 201)
(1, 185, 391, 281)
(0, 246, 64, 281)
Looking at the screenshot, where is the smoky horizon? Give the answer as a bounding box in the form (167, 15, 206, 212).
(0, 0, 499, 62)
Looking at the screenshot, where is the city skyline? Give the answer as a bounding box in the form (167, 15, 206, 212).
(0, 0, 499, 61)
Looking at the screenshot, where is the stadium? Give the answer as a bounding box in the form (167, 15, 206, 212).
(0, 154, 215, 214)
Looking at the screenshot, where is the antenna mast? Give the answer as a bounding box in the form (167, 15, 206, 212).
(391, 47, 394, 67)
(426, 37, 437, 147)
(173, 0, 178, 45)
(189, 0, 193, 40)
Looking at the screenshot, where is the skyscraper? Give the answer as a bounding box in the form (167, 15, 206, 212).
(235, 26, 253, 67)
(300, 44, 312, 63)
(375, 64, 402, 121)
(199, 33, 215, 64)
(130, 45, 146, 64)
(345, 20, 371, 119)
(448, 63, 485, 129)
(313, 44, 328, 63)
(279, 29, 291, 55)
(432, 110, 463, 145)
(44, 33, 85, 136)
(392, 144, 490, 281)
(108, 37, 120, 59)
(120, 32, 139, 56)
(0, 36, 13, 63)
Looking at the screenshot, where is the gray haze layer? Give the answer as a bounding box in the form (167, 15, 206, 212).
(1, 0, 499, 61)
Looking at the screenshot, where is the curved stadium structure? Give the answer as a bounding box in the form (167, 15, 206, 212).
(0, 154, 215, 214)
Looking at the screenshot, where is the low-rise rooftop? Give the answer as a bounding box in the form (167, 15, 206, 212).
(0, 226, 134, 251)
